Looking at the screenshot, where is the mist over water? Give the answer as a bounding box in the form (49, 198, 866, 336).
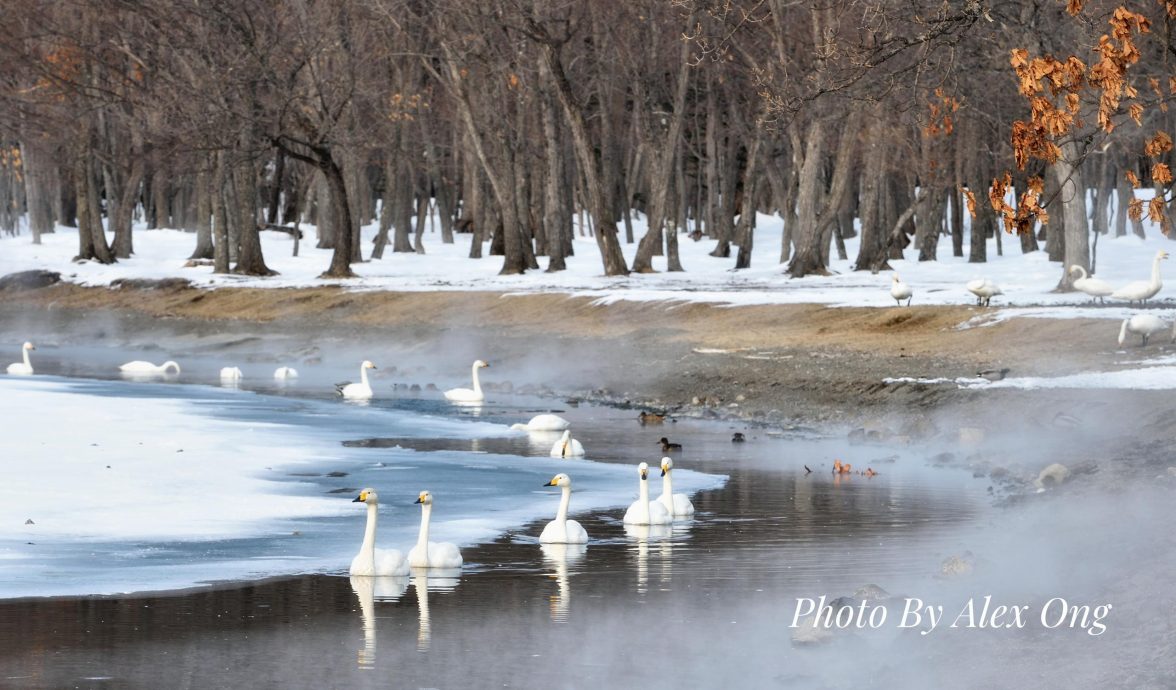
(1, 319, 1174, 688)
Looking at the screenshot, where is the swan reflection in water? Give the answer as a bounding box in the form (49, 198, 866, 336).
(624, 523, 672, 594)
(349, 572, 460, 665)
(413, 570, 460, 652)
(349, 575, 409, 670)
(540, 543, 587, 622)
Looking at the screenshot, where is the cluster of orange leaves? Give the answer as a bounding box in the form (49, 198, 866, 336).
(993, 5, 1162, 235)
(923, 88, 960, 138)
(385, 92, 429, 123)
(0, 147, 24, 183)
(1123, 131, 1174, 232)
(989, 173, 1048, 235)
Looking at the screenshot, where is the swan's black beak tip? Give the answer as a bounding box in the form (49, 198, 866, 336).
(660, 469, 667, 476)
(414, 497, 423, 504)
(352, 496, 363, 502)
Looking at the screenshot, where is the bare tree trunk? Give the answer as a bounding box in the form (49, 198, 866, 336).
(968, 176, 991, 263)
(539, 56, 567, 271)
(854, 107, 891, 271)
(212, 152, 230, 274)
(232, 157, 274, 276)
(1052, 139, 1089, 291)
(19, 138, 53, 243)
(538, 42, 629, 276)
(372, 157, 394, 259)
(734, 135, 763, 269)
(72, 127, 114, 264)
(266, 148, 285, 225)
(321, 156, 357, 278)
(190, 164, 214, 260)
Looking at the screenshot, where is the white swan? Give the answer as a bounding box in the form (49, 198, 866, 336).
(511, 414, 571, 431)
(336, 360, 376, 400)
(890, 274, 913, 306)
(274, 366, 299, 380)
(350, 488, 410, 577)
(966, 278, 1003, 307)
(549, 429, 585, 458)
(1068, 265, 1114, 303)
(443, 359, 489, 402)
(623, 462, 673, 525)
(539, 473, 589, 543)
(1117, 314, 1169, 346)
(407, 491, 463, 569)
(219, 366, 243, 381)
(657, 457, 695, 517)
(6, 341, 35, 375)
(1111, 250, 1168, 304)
(119, 360, 181, 375)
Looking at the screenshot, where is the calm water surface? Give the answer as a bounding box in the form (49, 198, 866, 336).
(0, 347, 992, 689)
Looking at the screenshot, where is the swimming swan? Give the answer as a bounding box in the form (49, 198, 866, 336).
(890, 274, 913, 306)
(336, 360, 377, 399)
(274, 366, 299, 380)
(119, 360, 181, 375)
(1068, 265, 1113, 303)
(657, 457, 695, 517)
(1118, 314, 1169, 346)
(511, 414, 571, 431)
(219, 366, 243, 381)
(407, 491, 463, 569)
(6, 342, 35, 375)
(350, 488, 410, 577)
(540, 473, 589, 543)
(550, 430, 585, 458)
(623, 462, 672, 525)
(444, 359, 489, 402)
(966, 278, 1003, 307)
(1111, 250, 1168, 304)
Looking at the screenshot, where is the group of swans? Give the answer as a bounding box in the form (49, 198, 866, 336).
(1069, 250, 1168, 304)
(510, 414, 587, 457)
(538, 458, 696, 546)
(349, 488, 463, 577)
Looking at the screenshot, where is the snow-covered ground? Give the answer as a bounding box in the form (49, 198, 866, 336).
(0, 376, 723, 598)
(1, 208, 1174, 324)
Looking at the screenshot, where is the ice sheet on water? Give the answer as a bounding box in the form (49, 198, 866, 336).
(0, 377, 724, 598)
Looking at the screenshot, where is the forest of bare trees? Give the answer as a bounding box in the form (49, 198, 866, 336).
(0, 0, 1172, 287)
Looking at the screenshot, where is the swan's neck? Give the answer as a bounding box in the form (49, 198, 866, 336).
(1075, 266, 1087, 280)
(416, 503, 432, 558)
(1153, 256, 1164, 286)
(661, 470, 673, 499)
(470, 364, 482, 395)
(360, 365, 370, 388)
(556, 486, 571, 524)
(22, 347, 31, 368)
(362, 502, 379, 557)
(639, 476, 651, 511)
(1119, 319, 1129, 344)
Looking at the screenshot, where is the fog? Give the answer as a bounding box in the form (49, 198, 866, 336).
(2, 304, 1175, 689)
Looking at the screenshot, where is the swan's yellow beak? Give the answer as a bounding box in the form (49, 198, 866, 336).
(544, 477, 557, 487)
(414, 492, 426, 504)
(660, 467, 667, 476)
(353, 491, 367, 503)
